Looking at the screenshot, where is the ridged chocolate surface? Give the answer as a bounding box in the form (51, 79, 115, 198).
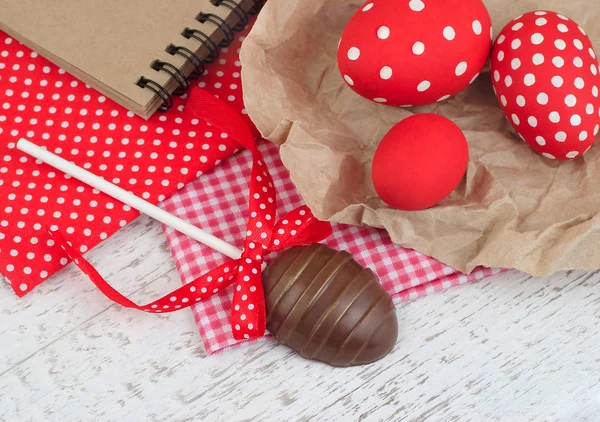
(264, 244, 398, 367)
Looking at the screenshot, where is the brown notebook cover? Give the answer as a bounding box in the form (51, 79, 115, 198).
(0, 0, 256, 118)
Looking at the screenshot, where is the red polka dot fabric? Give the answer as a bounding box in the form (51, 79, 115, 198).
(0, 18, 258, 296)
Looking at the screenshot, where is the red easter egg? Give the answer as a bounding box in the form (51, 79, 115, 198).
(490, 11, 600, 161)
(372, 114, 469, 211)
(337, 0, 493, 107)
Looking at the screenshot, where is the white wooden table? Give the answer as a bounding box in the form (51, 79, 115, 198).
(2, 216, 599, 422)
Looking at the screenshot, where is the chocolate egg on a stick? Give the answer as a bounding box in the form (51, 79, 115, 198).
(264, 244, 398, 367)
(18, 138, 398, 367)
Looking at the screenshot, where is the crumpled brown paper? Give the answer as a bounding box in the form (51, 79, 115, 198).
(240, 0, 600, 276)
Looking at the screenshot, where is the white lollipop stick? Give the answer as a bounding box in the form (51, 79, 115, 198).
(17, 138, 242, 260)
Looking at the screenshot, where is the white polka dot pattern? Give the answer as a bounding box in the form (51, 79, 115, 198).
(337, 0, 493, 106)
(490, 11, 600, 160)
(0, 22, 257, 295)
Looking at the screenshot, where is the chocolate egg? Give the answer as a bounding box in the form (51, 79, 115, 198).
(490, 11, 600, 160)
(337, 0, 493, 106)
(264, 244, 398, 367)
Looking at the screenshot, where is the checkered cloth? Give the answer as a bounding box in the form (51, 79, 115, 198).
(160, 140, 502, 354)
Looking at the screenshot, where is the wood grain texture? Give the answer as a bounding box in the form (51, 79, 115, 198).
(2, 215, 600, 421)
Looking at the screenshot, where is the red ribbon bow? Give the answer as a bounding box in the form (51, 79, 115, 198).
(48, 87, 332, 340)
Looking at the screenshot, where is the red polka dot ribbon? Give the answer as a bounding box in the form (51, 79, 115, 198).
(47, 88, 333, 340)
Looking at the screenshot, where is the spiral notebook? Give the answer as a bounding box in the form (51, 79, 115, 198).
(0, 0, 261, 119)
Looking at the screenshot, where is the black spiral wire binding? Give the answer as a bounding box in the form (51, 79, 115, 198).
(151, 60, 190, 95)
(248, 0, 265, 15)
(137, 0, 263, 112)
(166, 44, 206, 80)
(182, 28, 220, 63)
(197, 12, 235, 47)
(211, 0, 249, 31)
(136, 78, 174, 112)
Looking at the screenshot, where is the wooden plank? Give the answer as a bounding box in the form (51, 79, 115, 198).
(2, 218, 600, 421)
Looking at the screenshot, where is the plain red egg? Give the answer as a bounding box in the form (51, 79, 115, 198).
(372, 114, 469, 211)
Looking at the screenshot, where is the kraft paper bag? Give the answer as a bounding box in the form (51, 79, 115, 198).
(240, 0, 600, 276)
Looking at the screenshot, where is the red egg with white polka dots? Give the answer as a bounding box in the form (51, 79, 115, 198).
(337, 0, 492, 107)
(490, 11, 600, 161)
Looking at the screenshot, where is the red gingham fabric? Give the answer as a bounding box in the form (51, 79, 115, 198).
(161, 141, 503, 354)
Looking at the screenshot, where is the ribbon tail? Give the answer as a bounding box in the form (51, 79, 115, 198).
(49, 229, 140, 308)
(230, 278, 266, 341)
(230, 258, 266, 340)
(48, 229, 240, 313)
(270, 205, 333, 251)
(186, 88, 258, 151)
(288, 218, 332, 247)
